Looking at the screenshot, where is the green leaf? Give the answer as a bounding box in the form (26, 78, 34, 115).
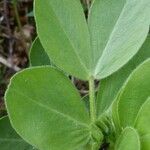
(141, 134, 150, 150)
(113, 59, 150, 128)
(34, 0, 91, 80)
(115, 127, 140, 150)
(29, 37, 51, 66)
(89, 0, 150, 79)
(0, 116, 35, 150)
(5, 67, 102, 150)
(96, 36, 150, 115)
(35, 0, 150, 80)
(134, 97, 150, 136)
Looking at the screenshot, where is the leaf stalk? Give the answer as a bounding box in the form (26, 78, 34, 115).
(89, 76, 96, 123)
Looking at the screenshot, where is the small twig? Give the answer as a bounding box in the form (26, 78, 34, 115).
(12, 0, 22, 32)
(0, 56, 21, 71)
(3, 0, 12, 43)
(3, 0, 14, 64)
(12, 0, 28, 51)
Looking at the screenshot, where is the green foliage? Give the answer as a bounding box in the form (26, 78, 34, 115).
(113, 59, 150, 128)
(112, 59, 150, 149)
(5, 67, 103, 150)
(135, 97, 150, 136)
(115, 127, 140, 150)
(88, 0, 150, 79)
(3, 0, 150, 149)
(141, 134, 150, 150)
(35, 0, 150, 80)
(0, 116, 35, 150)
(96, 36, 150, 115)
(34, 0, 91, 80)
(29, 37, 50, 66)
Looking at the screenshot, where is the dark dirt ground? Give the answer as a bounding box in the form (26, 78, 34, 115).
(0, 0, 35, 117)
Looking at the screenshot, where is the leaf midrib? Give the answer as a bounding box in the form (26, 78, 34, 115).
(11, 88, 89, 128)
(45, 1, 90, 76)
(93, 0, 127, 76)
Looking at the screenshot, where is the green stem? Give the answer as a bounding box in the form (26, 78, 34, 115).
(89, 76, 96, 123)
(12, 0, 22, 31)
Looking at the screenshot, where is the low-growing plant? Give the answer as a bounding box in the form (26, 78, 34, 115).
(1, 0, 150, 149)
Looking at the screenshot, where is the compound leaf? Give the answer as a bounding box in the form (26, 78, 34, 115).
(35, 0, 150, 80)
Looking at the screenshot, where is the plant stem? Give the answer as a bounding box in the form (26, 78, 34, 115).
(12, 0, 27, 51)
(12, 0, 22, 31)
(89, 76, 96, 123)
